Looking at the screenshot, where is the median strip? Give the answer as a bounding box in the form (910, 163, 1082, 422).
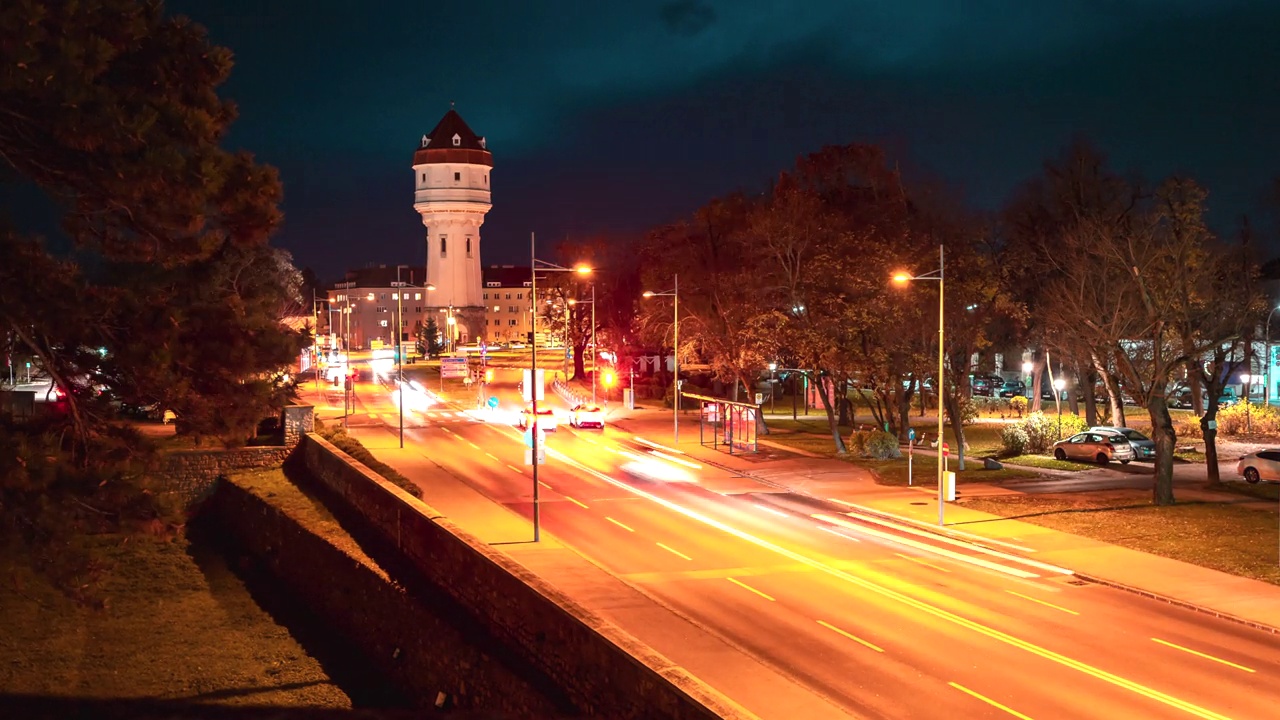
(564, 496, 589, 509)
(896, 552, 951, 573)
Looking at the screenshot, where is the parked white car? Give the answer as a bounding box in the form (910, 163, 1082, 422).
(1236, 449, 1280, 484)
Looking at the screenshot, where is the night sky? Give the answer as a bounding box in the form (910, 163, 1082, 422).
(165, 0, 1280, 279)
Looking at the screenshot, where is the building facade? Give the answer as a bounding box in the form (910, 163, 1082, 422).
(326, 265, 434, 350)
(482, 265, 533, 342)
(412, 108, 491, 345)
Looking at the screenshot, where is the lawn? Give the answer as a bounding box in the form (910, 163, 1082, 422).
(0, 529, 353, 707)
(765, 432, 1040, 485)
(1000, 454, 1096, 472)
(963, 494, 1280, 586)
(1211, 480, 1280, 502)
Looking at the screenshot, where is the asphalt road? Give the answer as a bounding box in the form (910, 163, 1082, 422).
(342, 367, 1279, 720)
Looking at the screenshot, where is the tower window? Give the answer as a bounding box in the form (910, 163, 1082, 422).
(454, 172, 461, 181)
(466, 238, 473, 258)
(452, 133, 461, 147)
(421, 172, 426, 183)
(440, 236, 447, 257)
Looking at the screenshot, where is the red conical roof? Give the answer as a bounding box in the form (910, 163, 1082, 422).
(413, 109, 493, 167)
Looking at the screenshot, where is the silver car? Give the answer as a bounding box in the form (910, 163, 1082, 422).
(1052, 431, 1136, 465)
(1089, 426, 1155, 461)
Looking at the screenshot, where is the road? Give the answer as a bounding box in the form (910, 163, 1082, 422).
(337, 366, 1279, 720)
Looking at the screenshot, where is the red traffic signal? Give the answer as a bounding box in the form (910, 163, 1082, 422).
(602, 369, 616, 387)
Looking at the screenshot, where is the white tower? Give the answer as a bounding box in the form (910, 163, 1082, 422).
(413, 109, 492, 344)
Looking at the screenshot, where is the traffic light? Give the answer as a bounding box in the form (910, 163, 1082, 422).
(602, 369, 616, 387)
(526, 331, 534, 343)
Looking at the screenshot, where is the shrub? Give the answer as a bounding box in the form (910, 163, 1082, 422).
(1010, 396, 1028, 418)
(944, 398, 980, 426)
(1215, 401, 1280, 435)
(1175, 417, 1203, 439)
(1019, 411, 1087, 454)
(1000, 425, 1030, 455)
(848, 429, 900, 459)
(315, 425, 423, 499)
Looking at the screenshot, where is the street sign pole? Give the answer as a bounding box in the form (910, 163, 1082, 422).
(908, 428, 916, 486)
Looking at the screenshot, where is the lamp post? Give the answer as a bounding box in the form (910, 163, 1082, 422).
(568, 288, 597, 405)
(1022, 360, 1033, 399)
(1054, 377, 1067, 438)
(531, 232, 592, 542)
(1241, 373, 1253, 433)
(892, 245, 945, 526)
(643, 274, 679, 444)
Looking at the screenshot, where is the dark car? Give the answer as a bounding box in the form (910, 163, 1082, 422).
(1090, 426, 1155, 461)
(998, 380, 1026, 398)
(971, 375, 1004, 398)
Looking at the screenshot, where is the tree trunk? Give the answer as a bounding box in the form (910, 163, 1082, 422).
(1147, 395, 1177, 505)
(815, 375, 847, 454)
(945, 392, 967, 471)
(1201, 403, 1221, 485)
(896, 386, 911, 440)
(1081, 365, 1099, 426)
(1190, 374, 1204, 416)
(1092, 350, 1126, 427)
(573, 342, 587, 380)
(739, 371, 770, 436)
(1030, 354, 1045, 413)
(1067, 368, 1080, 417)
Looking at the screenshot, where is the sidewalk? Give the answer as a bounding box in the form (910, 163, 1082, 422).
(606, 411, 1280, 635)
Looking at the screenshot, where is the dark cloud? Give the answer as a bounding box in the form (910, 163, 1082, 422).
(148, 0, 1280, 279)
(660, 0, 716, 37)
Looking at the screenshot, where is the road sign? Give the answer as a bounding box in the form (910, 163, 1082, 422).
(525, 447, 546, 465)
(487, 396, 499, 409)
(754, 392, 763, 405)
(441, 356, 468, 379)
(908, 428, 916, 441)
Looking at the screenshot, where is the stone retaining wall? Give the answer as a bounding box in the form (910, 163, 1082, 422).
(205, 477, 567, 715)
(300, 433, 753, 720)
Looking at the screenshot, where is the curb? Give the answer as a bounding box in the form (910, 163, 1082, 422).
(1070, 573, 1280, 636)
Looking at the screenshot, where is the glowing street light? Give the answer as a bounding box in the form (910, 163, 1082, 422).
(1022, 360, 1033, 399)
(890, 245, 946, 526)
(530, 232, 592, 542)
(642, 274, 680, 444)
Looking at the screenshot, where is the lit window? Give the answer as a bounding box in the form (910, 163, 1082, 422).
(392, 293, 398, 300)
(493, 305, 500, 312)
(415, 293, 421, 300)
(366, 293, 374, 301)
(380, 320, 388, 327)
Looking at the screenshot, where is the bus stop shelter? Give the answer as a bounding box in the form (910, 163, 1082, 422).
(682, 392, 760, 454)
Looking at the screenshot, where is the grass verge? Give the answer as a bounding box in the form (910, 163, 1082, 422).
(0, 527, 351, 706)
(963, 494, 1280, 586)
(765, 433, 1040, 485)
(999, 454, 1096, 472)
(1210, 481, 1280, 502)
(315, 424, 423, 499)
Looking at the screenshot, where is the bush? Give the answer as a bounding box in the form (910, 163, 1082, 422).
(1010, 396, 1028, 418)
(1215, 401, 1280, 436)
(848, 429, 900, 459)
(315, 425, 423, 499)
(1018, 411, 1088, 454)
(944, 398, 980, 426)
(1000, 425, 1030, 455)
(1175, 417, 1203, 439)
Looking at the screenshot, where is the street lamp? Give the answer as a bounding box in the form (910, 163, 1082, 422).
(531, 232, 592, 542)
(768, 362, 778, 413)
(642, 274, 679, 444)
(891, 245, 946, 526)
(568, 286, 597, 404)
(1022, 360, 1033, 399)
(1054, 377, 1067, 438)
(1241, 373, 1253, 433)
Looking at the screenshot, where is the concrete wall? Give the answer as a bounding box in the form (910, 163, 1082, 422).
(299, 433, 752, 720)
(206, 477, 568, 715)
